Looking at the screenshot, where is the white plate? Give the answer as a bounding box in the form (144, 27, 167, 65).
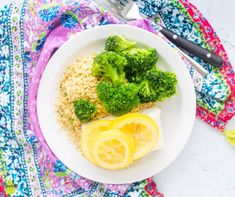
(37, 25, 196, 184)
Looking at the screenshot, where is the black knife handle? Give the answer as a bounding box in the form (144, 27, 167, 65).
(160, 26, 223, 68)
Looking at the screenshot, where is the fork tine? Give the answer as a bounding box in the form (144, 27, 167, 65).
(121, 0, 134, 14)
(118, 0, 128, 6)
(107, 0, 142, 20)
(108, 0, 125, 11)
(121, 0, 142, 20)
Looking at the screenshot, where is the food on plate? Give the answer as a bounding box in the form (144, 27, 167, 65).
(92, 51, 127, 86)
(141, 107, 164, 151)
(138, 68, 177, 103)
(56, 55, 110, 141)
(80, 113, 159, 169)
(81, 119, 111, 161)
(73, 98, 97, 123)
(109, 113, 159, 160)
(92, 35, 176, 115)
(56, 54, 152, 147)
(105, 35, 136, 52)
(96, 81, 140, 116)
(56, 35, 177, 170)
(122, 48, 158, 82)
(90, 129, 135, 170)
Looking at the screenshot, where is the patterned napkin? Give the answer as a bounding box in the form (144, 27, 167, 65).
(0, 0, 234, 196)
(132, 0, 235, 131)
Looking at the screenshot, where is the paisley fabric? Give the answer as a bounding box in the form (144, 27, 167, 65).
(132, 0, 235, 130)
(39, 4, 60, 22)
(0, 0, 234, 196)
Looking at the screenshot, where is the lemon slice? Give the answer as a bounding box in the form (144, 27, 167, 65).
(91, 129, 135, 170)
(81, 120, 111, 162)
(224, 130, 235, 146)
(109, 113, 159, 160)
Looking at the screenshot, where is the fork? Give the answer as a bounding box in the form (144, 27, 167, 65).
(96, 0, 222, 76)
(109, 0, 224, 69)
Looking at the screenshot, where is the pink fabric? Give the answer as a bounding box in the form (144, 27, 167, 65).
(181, 0, 235, 130)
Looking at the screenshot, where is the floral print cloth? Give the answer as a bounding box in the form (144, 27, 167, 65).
(0, 0, 234, 196)
(132, 0, 235, 130)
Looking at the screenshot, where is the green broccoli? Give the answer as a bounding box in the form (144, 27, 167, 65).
(122, 48, 158, 82)
(92, 51, 127, 86)
(73, 99, 97, 123)
(138, 68, 177, 103)
(105, 35, 136, 52)
(138, 80, 157, 103)
(96, 81, 140, 116)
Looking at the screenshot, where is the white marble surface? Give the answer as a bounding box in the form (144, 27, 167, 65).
(1, 0, 235, 196)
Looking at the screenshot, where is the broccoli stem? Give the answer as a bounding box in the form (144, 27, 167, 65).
(104, 64, 125, 86)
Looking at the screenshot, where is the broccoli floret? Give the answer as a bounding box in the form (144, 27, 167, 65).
(96, 81, 140, 116)
(105, 35, 136, 52)
(122, 48, 158, 82)
(138, 80, 157, 103)
(138, 68, 177, 103)
(92, 51, 127, 86)
(73, 99, 97, 123)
